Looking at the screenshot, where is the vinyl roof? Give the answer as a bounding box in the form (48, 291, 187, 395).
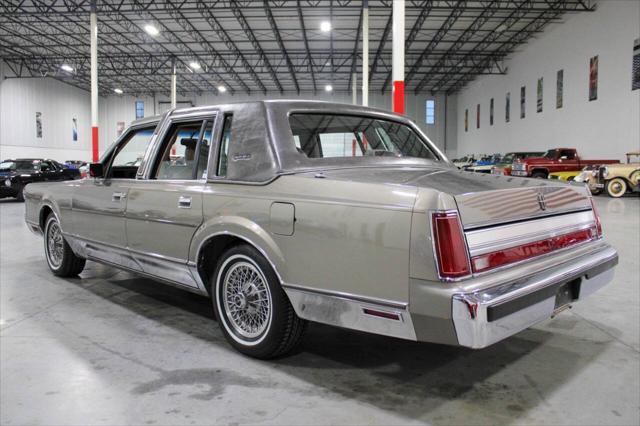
(0, 0, 596, 96)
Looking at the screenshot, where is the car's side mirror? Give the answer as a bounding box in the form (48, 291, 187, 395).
(89, 163, 104, 178)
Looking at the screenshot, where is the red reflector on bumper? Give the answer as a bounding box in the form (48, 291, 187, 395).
(362, 308, 401, 321)
(471, 227, 597, 273)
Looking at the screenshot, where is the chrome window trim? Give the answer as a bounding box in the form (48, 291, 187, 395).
(141, 112, 219, 180)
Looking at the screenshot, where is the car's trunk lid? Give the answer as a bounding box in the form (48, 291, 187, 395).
(295, 165, 592, 228)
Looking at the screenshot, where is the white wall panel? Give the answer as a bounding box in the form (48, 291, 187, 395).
(455, 0, 640, 161)
(0, 75, 92, 161)
(1, 71, 452, 160)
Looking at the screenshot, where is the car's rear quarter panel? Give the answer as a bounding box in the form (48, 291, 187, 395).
(193, 175, 417, 303)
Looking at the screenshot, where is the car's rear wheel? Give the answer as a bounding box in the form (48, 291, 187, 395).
(605, 178, 627, 198)
(212, 244, 306, 359)
(44, 214, 86, 277)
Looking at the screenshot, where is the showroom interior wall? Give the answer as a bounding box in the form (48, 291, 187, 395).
(1, 62, 454, 161)
(455, 0, 640, 161)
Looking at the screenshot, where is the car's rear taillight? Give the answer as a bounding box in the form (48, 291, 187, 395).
(431, 211, 471, 280)
(590, 198, 603, 237)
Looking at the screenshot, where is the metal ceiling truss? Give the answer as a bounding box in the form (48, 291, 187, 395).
(0, 0, 595, 95)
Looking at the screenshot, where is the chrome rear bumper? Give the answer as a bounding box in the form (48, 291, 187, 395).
(451, 244, 617, 348)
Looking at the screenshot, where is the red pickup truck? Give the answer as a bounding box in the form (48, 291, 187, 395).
(510, 148, 619, 178)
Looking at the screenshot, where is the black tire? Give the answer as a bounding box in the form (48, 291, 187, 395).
(15, 185, 25, 202)
(531, 171, 548, 179)
(44, 213, 86, 277)
(211, 244, 306, 359)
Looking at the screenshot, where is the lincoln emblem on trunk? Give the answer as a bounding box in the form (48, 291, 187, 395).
(537, 192, 547, 210)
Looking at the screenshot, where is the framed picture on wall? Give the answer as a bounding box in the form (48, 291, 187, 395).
(556, 70, 564, 108)
(633, 38, 640, 91)
(464, 109, 468, 132)
(506, 92, 510, 123)
(476, 104, 480, 129)
(589, 55, 598, 101)
(116, 121, 125, 137)
(72, 118, 78, 142)
(537, 78, 543, 113)
(490, 98, 494, 126)
(520, 86, 526, 119)
(36, 112, 42, 138)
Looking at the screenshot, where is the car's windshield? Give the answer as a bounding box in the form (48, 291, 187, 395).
(543, 150, 557, 159)
(0, 160, 40, 171)
(289, 114, 438, 161)
(502, 154, 515, 163)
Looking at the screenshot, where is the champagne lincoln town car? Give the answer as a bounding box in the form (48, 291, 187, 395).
(24, 101, 618, 359)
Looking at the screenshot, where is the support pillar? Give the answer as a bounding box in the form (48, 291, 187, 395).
(90, 0, 99, 162)
(392, 0, 405, 114)
(362, 0, 369, 106)
(352, 72, 357, 105)
(170, 58, 177, 109)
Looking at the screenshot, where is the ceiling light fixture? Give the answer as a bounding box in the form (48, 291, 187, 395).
(144, 24, 160, 36)
(60, 64, 74, 73)
(218, 86, 227, 93)
(325, 84, 333, 92)
(320, 21, 332, 32)
(189, 61, 201, 70)
(114, 88, 123, 94)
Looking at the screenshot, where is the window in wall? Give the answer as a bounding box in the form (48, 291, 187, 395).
(476, 104, 480, 129)
(425, 100, 435, 125)
(520, 86, 526, 119)
(135, 100, 144, 119)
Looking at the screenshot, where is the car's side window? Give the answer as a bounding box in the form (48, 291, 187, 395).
(41, 161, 54, 172)
(217, 115, 233, 177)
(108, 127, 156, 179)
(154, 121, 205, 180)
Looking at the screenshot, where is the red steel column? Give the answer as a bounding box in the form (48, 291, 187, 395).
(392, 0, 405, 114)
(90, 0, 99, 162)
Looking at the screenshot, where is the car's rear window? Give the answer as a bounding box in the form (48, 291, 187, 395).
(289, 113, 438, 160)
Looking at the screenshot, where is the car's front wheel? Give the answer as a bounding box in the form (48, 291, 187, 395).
(605, 178, 627, 198)
(212, 244, 306, 359)
(44, 213, 86, 277)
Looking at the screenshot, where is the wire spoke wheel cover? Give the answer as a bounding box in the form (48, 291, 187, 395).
(218, 255, 273, 344)
(45, 219, 64, 268)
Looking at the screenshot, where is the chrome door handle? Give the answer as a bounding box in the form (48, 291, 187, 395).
(178, 195, 192, 209)
(112, 192, 127, 202)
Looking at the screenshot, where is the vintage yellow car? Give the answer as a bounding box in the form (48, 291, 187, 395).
(576, 152, 640, 197)
(548, 170, 582, 181)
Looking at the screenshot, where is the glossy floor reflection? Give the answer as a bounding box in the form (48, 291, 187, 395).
(1, 195, 639, 425)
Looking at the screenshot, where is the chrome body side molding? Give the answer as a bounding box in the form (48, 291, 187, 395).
(64, 234, 207, 293)
(282, 284, 417, 341)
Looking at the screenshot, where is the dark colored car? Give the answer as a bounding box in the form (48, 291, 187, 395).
(0, 158, 81, 201)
